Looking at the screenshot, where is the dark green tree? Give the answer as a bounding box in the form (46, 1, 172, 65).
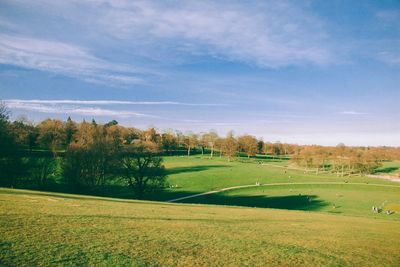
(119, 141, 166, 199)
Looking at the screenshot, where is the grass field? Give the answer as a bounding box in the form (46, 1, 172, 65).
(2, 156, 400, 266)
(374, 160, 400, 176)
(1, 188, 400, 266)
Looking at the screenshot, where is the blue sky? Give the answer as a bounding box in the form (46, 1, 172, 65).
(0, 0, 399, 146)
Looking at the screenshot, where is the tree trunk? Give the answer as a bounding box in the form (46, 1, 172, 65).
(187, 146, 191, 156)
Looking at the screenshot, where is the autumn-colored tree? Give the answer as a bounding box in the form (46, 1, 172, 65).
(223, 131, 238, 161)
(184, 132, 198, 156)
(263, 142, 273, 155)
(37, 119, 66, 153)
(63, 121, 119, 188)
(105, 124, 127, 148)
(124, 127, 141, 144)
(160, 131, 178, 153)
(10, 116, 35, 148)
(238, 134, 259, 158)
(142, 128, 160, 143)
(203, 131, 219, 158)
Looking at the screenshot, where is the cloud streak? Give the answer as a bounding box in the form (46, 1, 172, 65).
(339, 111, 368, 115)
(2, 0, 334, 69)
(0, 34, 144, 86)
(4, 101, 157, 118)
(95, 0, 334, 67)
(3, 99, 225, 106)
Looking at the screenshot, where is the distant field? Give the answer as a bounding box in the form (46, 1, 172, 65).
(158, 156, 400, 201)
(1, 188, 400, 266)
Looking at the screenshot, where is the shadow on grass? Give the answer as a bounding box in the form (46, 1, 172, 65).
(1, 185, 329, 212)
(254, 154, 290, 161)
(166, 165, 229, 175)
(177, 193, 328, 211)
(374, 167, 399, 174)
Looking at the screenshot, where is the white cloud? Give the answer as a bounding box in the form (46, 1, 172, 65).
(4, 101, 156, 118)
(3, 99, 225, 106)
(339, 111, 367, 115)
(0, 34, 144, 85)
(4, 0, 334, 68)
(96, 0, 333, 67)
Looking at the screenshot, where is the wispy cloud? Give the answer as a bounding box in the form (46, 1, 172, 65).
(339, 111, 368, 115)
(98, 1, 334, 67)
(3, 0, 334, 68)
(0, 34, 144, 86)
(376, 50, 400, 66)
(5, 101, 157, 118)
(3, 99, 225, 106)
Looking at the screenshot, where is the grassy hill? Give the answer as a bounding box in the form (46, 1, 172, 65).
(1, 188, 400, 266)
(2, 156, 400, 265)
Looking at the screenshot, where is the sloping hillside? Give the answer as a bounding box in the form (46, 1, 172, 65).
(1, 188, 399, 266)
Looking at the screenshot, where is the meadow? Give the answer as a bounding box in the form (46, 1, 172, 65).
(1, 188, 400, 266)
(1, 155, 400, 266)
(159, 156, 400, 217)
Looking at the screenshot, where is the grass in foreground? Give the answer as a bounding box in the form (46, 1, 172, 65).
(1, 188, 400, 266)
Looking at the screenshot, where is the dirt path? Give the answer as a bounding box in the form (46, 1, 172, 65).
(167, 182, 400, 202)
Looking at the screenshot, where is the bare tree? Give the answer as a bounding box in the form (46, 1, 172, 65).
(119, 141, 166, 199)
(184, 132, 198, 156)
(203, 131, 219, 158)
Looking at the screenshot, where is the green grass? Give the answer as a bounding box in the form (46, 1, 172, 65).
(2, 156, 400, 265)
(158, 156, 399, 200)
(185, 184, 400, 219)
(1, 188, 400, 266)
(374, 160, 400, 175)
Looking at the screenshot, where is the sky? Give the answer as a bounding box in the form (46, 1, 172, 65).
(0, 0, 399, 146)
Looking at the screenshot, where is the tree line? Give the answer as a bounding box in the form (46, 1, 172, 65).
(1, 104, 399, 198)
(291, 144, 400, 176)
(0, 105, 169, 198)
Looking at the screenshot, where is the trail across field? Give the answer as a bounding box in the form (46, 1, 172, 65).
(167, 182, 400, 202)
